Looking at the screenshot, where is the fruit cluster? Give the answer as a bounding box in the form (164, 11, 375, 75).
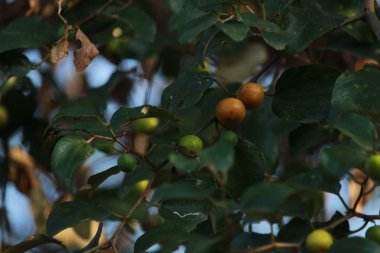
(216, 82, 264, 128)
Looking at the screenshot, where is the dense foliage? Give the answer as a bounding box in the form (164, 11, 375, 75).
(1, 0, 380, 252)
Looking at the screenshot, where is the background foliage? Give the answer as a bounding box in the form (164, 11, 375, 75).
(1, 0, 380, 252)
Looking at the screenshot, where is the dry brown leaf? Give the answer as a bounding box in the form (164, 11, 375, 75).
(51, 38, 70, 63)
(74, 29, 99, 72)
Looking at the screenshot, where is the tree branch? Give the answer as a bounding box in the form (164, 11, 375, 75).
(364, 0, 380, 42)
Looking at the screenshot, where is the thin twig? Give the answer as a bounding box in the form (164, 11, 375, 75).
(234, 242, 301, 253)
(340, 12, 365, 27)
(110, 175, 156, 243)
(57, 0, 68, 25)
(364, 0, 380, 42)
(353, 176, 369, 211)
(76, 0, 114, 26)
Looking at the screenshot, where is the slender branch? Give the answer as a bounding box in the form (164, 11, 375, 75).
(349, 220, 369, 234)
(340, 12, 365, 27)
(337, 192, 350, 211)
(194, 117, 216, 135)
(322, 212, 354, 231)
(57, 0, 68, 25)
(352, 176, 369, 211)
(364, 0, 380, 42)
(109, 174, 156, 243)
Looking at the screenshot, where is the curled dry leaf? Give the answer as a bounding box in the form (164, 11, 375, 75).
(74, 29, 99, 72)
(51, 26, 70, 64)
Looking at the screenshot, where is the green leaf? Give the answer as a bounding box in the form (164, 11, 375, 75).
(134, 223, 188, 253)
(51, 136, 94, 192)
(159, 199, 211, 231)
(327, 237, 380, 253)
(319, 145, 367, 179)
(238, 12, 289, 50)
(111, 7, 156, 43)
(217, 22, 249, 42)
(110, 105, 175, 133)
(277, 218, 310, 243)
(120, 167, 154, 197)
(289, 124, 329, 155)
(169, 7, 207, 30)
(47, 98, 108, 135)
(226, 140, 266, 198)
(287, 170, 341, 194)
(46, 200, 110, 236)
(330, 67, 380, 121)
(87, 166, 121, 189)
(152, 180, 209, 202)
(0, 51, 32, 77)
(240, 182, 295, 217)
(169, 153, 202, 172)
(4, 234, 69, 253)
(162, 72, 214, 111)
(230, 232, 271, 251)
(0, 16, 56, 53)
(272, 65, 340, 123)
(334, 113, 377, 151)
(178, 15, 218, 44)
(277, 0, 345, 53)
(200, 141, 235, 173)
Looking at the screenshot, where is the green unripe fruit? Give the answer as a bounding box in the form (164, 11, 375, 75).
(133, 117, 159, 134)
(220, 131, 238, 146)
(306, 229, 333, 253)
(117, 153, 137, 172)
(365, 155, 380, 181)
(366, 225, 380, 244)
(178, 135, 203, 154)
(0, 105, 9, 128)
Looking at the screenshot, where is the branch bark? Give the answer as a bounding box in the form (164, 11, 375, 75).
(364, 0, 380, 42)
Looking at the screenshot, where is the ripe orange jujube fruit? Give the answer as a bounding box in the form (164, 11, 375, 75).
(236, 82, 264, 109)
(216, 98, 246, 127)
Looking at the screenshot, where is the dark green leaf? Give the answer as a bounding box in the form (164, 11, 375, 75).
(273, 65, 340, 123)
(287, 170, 341, 194)
(46, 200, 110, 236)
(0, 16, 56, 53)
(134, 223, 188, 253)
(230, 232, 271, 251)
(152, 181, 209, 202)
(327, 237, 380, 253)
(110, 105, 175, 133)
(277, 218, 310, 243)
(319, 145, 367, 179)
(169, 153, 202, 172)
(240, 182, 295, 215)
(159, 199, 211, 231)
(330, 67, 380, 121)
(51, 136, 95, 192)
(226, 140, 266, 198)
(277, 0, 345, 53)
(217, 22, 249, 42)
(47, 98, 108, 135)
(0, 51, 32, 77)
(162, 72, 214, 111)
(178, 15, 218, 44)
(87, 166, 121, 189)
(200, 141, 235, 173)
(111, 7, 156, 42)
(334, 113, 376, 151)
(4, 234, 69, 253)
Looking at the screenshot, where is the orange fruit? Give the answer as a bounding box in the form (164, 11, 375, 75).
(216, 98, 246, 127)
(236, 82, 264, 109)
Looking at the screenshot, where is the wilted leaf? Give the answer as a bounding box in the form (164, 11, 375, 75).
(74, 29, 99, 72)
(51, 27, 70, 63)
